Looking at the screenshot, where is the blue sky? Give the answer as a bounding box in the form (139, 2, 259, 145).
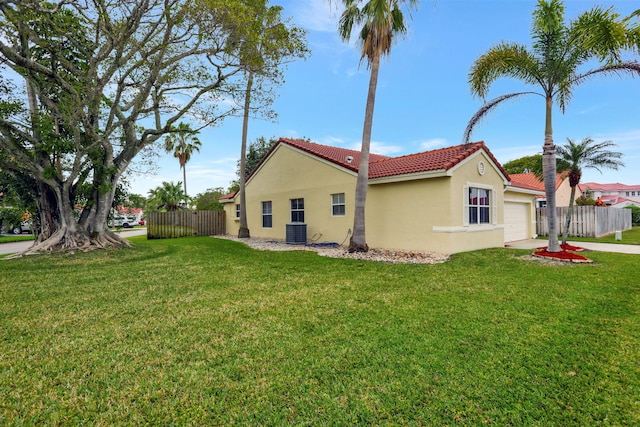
(129, 0, 640, 198)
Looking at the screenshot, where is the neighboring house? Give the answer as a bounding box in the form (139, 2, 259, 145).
(578, 182, 640, 208)
(221, 138, 541, 254)
(508, 171, 579, 208)
(114, 207, 145, 226)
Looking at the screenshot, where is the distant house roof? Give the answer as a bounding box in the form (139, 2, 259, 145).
(117, 206, 144, 214)
(578, 182, 640, 192)
(508, 172, 569, 192)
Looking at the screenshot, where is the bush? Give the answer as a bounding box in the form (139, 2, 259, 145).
(625, 206, 640, 226)
(575, 195, 595, 206)
(0, 207, 23, 233)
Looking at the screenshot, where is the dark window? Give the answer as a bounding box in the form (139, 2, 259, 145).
(291, 198, 304, 223)
(331, 193, 345, 216)
(468, 188, 490, 224)
(235, 204, 240, 218)
(262, 201, 272, 228)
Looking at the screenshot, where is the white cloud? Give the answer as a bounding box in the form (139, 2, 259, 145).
(289, 0, 341, 33)
(419, 138, 447, 151)
(346, 140, 403, 156)
(492, 144, 541, 165)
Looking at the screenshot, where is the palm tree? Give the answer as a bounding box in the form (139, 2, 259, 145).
(147, 181, 187, 212)
(465, 0, 640, 252)
(556, 137, 623, 245)
(338, 0, 418, 253)
(164, 123, 202, 197)
(229, 1, 308, 239)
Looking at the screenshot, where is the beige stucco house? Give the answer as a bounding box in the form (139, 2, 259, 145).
(221, 138, 541, 254)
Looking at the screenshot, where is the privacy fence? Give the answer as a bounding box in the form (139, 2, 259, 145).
(146, 210, 225, 239)
(536, 206, 632, 238)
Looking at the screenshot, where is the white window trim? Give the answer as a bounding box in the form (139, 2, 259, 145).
(262, 201, 272, 228)
(463, 182, 497, 227)
(331, 193, 346, 217)
(290, 198, 305, 223)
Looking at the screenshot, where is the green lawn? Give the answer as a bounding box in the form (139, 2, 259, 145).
(0, 234, 35, 244)
(563, 225, 640, 245)
(537, 225, 640, 245)
(1, 236, 638, 425)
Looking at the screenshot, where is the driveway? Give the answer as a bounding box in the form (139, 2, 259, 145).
(0, 228, 147, 255)
(506, 239, 640, 255)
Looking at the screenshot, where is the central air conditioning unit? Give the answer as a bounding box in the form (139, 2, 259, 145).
(286, 223, 307, 244)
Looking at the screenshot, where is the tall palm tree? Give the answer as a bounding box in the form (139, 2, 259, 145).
(230, 0, 308, 239)
(164, 123, 201, 197)
(465, 0, 640, 252)
(338, 0, 418, 253)
(556, 137, 623, 245)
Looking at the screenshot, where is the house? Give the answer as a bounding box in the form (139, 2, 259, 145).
(578, 182, 640, 208)
(508, 171, 580, 208)
(114, 207, 145, 226)
(221, 138, 541, 254)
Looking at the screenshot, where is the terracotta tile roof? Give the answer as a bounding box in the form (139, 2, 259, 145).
(509, 173, 544, 191)
(278, 138, 508, 180)
(280, 138, 390, 173)
(578, 182, 640, 192)
(219, 190, 238, 201)
(369, 141, 508, 179)
(508, 172, 568, 191)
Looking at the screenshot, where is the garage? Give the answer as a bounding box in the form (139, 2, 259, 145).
(504, 201, 529, 242)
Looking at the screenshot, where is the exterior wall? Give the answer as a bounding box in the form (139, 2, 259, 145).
(556, 179, 581, 206)
(366, 151, 507, 254)
(223, 144, 356, 243)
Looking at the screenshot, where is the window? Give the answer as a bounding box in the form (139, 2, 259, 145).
(464, 186, 496, 225)
(235, 204, 240, 218)
(262, 201, 272, 228)
(331, 193, 345, 216)
(290, 198, 304, 223)
(468, 187, 490, 224)
(626, 192, 630, 196)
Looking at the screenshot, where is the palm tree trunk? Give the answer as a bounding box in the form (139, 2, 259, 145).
(182, 166, 188, 197)
(349, 52, 380, 253)
(238, 70, 253, 238)
(542, 96, 560, 252)
(562, 185, 577, 245)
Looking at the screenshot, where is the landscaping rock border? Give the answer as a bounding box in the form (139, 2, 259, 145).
(215, 235, 450, 264)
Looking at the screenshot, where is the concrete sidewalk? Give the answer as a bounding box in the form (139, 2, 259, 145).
(506, 239, 640, 255)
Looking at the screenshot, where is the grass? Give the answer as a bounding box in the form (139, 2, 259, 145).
(0, 234, 35, 244)
(1, 236, 638, 425)
(539, 225, 640, 245)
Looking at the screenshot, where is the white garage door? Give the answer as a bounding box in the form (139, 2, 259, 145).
(504, 202, 529, 242)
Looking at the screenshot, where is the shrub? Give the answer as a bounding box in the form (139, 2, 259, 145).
(625, 205, 640, 226)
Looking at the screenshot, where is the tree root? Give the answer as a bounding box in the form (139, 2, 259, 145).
(6, 229, 131, 259)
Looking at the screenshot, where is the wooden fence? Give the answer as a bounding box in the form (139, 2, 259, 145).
(146, 210, 225, 239)
(536, 206, 632, 238)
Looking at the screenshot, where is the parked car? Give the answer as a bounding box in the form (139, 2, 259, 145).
(109, 215, 137, 228)
(11, 220, 32, 234)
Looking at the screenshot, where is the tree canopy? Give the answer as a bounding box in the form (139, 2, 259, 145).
(0, 0, 269, 254)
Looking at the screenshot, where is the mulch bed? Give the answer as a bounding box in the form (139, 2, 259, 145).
(533, 244, 592, 263)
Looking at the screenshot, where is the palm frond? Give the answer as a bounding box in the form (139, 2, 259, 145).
(570, 61, 640, 87)
(468, 43, 542, 99)
(462, 92, 539, 144)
